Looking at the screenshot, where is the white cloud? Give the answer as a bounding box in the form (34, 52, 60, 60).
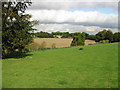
(26, 10, 118, 28)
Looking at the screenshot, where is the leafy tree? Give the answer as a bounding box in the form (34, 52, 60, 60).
(105, 30, 113, 43)
(87, 35, 96, 40)
(113, 32, 120, 42)
(61, 32, 72, 38)
(52, 31, 63, 35)
(2, 1, 38, 56)
(51, 32, 72, 38)
(95, 30, 113, 43)
(95, 30, 107, 42)
(71, 33, 85, 46)
(82, 32, 89, 39)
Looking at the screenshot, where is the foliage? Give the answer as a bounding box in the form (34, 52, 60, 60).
(52, 31, 63, 35)
(71, 33, 85, 46)
(2, 1, 38, 56)
(26, 41, 47, 51)
(33, 31, 73, 38)
(61, 32, 72, 38)
(99, 40, 109, 43)
(79, 48, 83, 50)
(113, 32, 120, 42)
(52, 32, 72, 38)
(82, 32, 89, 39)
(95, 30, 113, 43)
(95, 30, 106, 42)
(87, 35, 96, 40)
(35, 31, 53, 38)
(105, 30, 113, 43)
(26, 42, 40, 51)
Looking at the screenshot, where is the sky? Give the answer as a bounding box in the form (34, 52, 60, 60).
(26, 0, 119, 34)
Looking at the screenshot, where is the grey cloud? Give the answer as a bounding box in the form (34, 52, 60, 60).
(28, 2, 118, 10)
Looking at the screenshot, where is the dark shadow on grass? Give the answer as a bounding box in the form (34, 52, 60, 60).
(3, 51, 33, 59)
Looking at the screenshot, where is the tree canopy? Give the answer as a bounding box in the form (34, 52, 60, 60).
(95, 30, 113, 43)
(71, 32, 85, 46)
(2, 1, 38, 56)
(113, 32, 120, 42)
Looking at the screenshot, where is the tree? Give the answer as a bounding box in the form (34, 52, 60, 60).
(87, 35, 96, 40)
(52, 31, 63, 35)
(95, 30, 106, 42)
(61, 32, 72, 38)
(82, 32, 89, 39)
(71, 33, 85, 46)
(95, 30, 113, 43)
(2, 1, 38, 56)
(113, 32, 120, 42)
(35, 31, 53, 38)
(105, 30, 113, 43)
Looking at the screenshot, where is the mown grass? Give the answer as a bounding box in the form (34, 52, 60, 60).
(2, 43, 118, 88)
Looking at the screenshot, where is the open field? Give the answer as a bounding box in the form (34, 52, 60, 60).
(34, 38, 73, 48)
(33, 38, 96, 49)
(2, 43, 118, 88)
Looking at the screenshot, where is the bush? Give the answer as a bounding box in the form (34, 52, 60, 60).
(100, 40, 109, 43)
(79, 48, 83, 50)
(26, 42, 40, 51)
(26, 41, 47, 51)
(71, 33, 85, 46)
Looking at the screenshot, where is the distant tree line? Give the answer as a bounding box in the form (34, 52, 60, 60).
(82, 30, 120, 43)
(33, 30, 120, 43)
(35, 31, 54, 38)
(33, 31, 72, 38)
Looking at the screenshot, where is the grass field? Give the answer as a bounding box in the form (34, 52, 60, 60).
(2, 43, 118, 88)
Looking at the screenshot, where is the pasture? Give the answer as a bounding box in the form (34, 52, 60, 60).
(2, 43, 118, 88)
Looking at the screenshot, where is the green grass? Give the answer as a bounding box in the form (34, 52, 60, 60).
(2, 43, 118, 88)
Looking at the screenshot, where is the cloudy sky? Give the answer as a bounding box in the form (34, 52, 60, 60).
(26, 0, 119, 34)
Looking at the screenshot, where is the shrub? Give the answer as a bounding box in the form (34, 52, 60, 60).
(71, 33, 85, 46)
(26, 42, 40, 51)
(79, 48, 83, 50)
(100, 40, 109, 43)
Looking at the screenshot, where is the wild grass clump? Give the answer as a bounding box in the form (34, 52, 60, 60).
(51, 43, 56, 49)
(79, 48, 83, 50)
(39, 41, 46, 50)
(26, 41, 47, 51)
(26, 42, 40, 51)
